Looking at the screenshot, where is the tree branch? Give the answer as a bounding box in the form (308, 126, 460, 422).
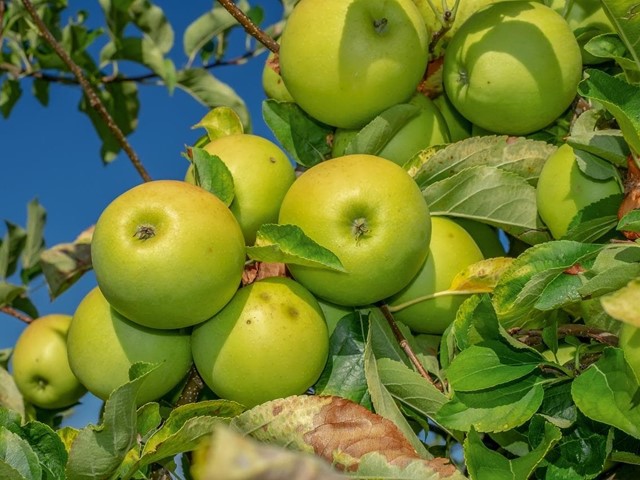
(20, 0, 152, 183)
(1, 306, 33, 324)
(175, 366, 205, 407)
(509, 324, 619, 347)
(217, 0, 280, 53)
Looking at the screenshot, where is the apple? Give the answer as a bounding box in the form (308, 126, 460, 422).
(536, 144, 622, 239)
(11, 314, 86, 410)
(67, 287, 193, 405)
(443, 1, 582, 135)
(278, 154, 432, 306)
(185, 134, 296, 245)
(387, 216, 484, 334)
(261, 51, 294, 102)
(91, 180, 246, 329)
(618, 322, 640, 381)
(432, 93, 472, 143)
(331, 94, 450, 166)
(452, 218, 506, 258)
(278, 0, 430, 129)
(191, 277, 329, 408)
(317, 298, 356, 336)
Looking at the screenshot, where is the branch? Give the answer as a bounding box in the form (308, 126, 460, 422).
(378, 304, 443, 391)
(20, 0, 152, 183)
(175, 366, 205, 407)
(217, 0, 279, 54)
(509, 324, 619, 347)
(1, 306, 33, 324)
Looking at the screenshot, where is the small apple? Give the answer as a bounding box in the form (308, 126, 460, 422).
(261, 51, 294, 102)
(278, 154, 432, 306)
(452, 218, 506, 258)
(387, 216, 484, 334)
(331, 94, 450, 166)
(186, 134, 296, 245)
(443, 1, 582, 135)
(191, 277, 329, 408)
(536, 144, 622, 239)
(91, 180, 246, 329)
(67, 287, 193, 405)
(11, 314, 86, 410)
(278, 0, 430, 128)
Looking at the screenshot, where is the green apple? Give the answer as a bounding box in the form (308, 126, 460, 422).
(452, 218, 506, 258)
(91, 180, 246, 329)
(536, 144, 622, 239)
(67, 287, 193, 405)
(432, 93, 471, 143)
(11, 314, 86, 409)
(261, 51, 294, 102)
(317, 298, 356, 336)
(278, 154, 431, 306)
(191, 277, 329, 408)
(387, 216, 484, 334)
(278, 0, 430, 129)
(618, 322, 640, 381)
(443, 1, 582, 135)
(185, 134, 296, 245)
(331, 94, 450, 166)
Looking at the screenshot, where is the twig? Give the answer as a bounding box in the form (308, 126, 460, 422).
(509, 324, 619, 347)
(1, 306, 33, 324)
(217, 0, 279, 53)
(378, 304, 443, 391)
(0, 1, 6, 43)
(20, 0, 152, 183)
(175, 366, 205, 407)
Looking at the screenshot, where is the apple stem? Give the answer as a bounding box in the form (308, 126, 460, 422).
(133, 225, 156, 240)
(217, 0, 280, 54)
(0, 305, 33, 324)
(387, 289, 479, 313)
(373, 18, 388, 34)
(378, 303, 444, 391)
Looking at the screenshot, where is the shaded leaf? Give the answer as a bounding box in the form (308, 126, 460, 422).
(584, 33, 640, 83)
(600, 278, 640, 326)
(0, 367, 24, 420)
(574, 148, 621, 180)
(0, 283, 26, 309)
(618, 209, 640, 232)
(601, 0, 640, 71)
(192, 106, 244, 141)
(567, 128, 630, 168)
(0, 79, 22, 118)
(31, 78, 49, 107)
(563, 193, 623, 243)
(247, 224, 345, 272)
(537, 382, 577, 429)
(189, 147, 235, 206)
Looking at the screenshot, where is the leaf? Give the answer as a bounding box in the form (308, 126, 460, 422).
(449, 257, 514, 293)
(0, 367, 24, 421)
(600, 278, 640, 326)
(601, 0, 640, 71)
(130, 0, 173, 54)
(573, 148, 621, 181)
(65, 363, 158, 480)
(40, 226, 93, 299)
(0, 283, 26, 309)
(0, 221, 27, 280)
(0, 79, 22, 118)
(32, 78, 49, 107)
(189, 147, 235, 206)
(562, 193, 623, 243)
(231, 395, 455, 472)
(537, 382, 577, 429)
(618, 209, 640, 232)
(464, 422, 561, 480)
(20, 199, 46, 283)
(0, 427, 42, 480)
(578, 244, 640, 298)
(100, 37, 170, 85)
(492, 241, 603, 329)
(314, 311, 371, 407)
(246, 224, 345, 272)
(354, 451, 465, 479)
(176, 68, 250, 132)
(573, 347, 640, 439)
(412, 135, 555, 187)
(578, 69, 640, 154)
(262, 99, 333, 168)
(192, 106, 244, 141)
(567, 127, 630, 167)
(422, 166, 550, 245)
(21, 421, 68, 480)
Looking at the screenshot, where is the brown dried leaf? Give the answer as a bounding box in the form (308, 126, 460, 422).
(242, 262, 288, 286)
(231, 395, 459, 477)
(40, 226, 93, 299)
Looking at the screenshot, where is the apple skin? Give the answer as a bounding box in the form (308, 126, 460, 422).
(317, 298, 355, 336)
(11, 314, 87, 410)
(332, 94, 450, 166)
(67, 287, 193, 405)
(185, 134, 296, 245)
(432, 93, 471, 143)
(619, 323, 640, 381)
(91, 180, 246, 329)
(443, 1, 582, 135)
(536, 144, 622, 239)
(387, 216, 484, 334)
(261, 52, 294, 102)
(191, 277, 329, 408)
(278, 154, 432, 307)
(452, 218, 506, 258)
(278, 0, 430, 129)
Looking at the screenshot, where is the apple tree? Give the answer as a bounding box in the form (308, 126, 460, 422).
(1, 0, 640, 479)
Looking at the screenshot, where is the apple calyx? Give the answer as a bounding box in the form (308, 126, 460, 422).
(352, 217, 370, 243)
(373, 18, 388, 34)
(134, 224, 156, 240)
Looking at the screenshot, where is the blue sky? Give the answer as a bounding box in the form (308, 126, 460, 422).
(1, 0, 283, 427)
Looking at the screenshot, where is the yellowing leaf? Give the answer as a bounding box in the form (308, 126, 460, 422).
(192, 106, 244, 141)
(449, 257, 514, 293)
(600, 278, 640, 327)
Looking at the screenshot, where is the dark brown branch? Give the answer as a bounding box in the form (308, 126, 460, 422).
(174, 366, 204, 407)
(217, 0, 279, 54)
(509, 324, 619, 347)
(0, 1, 6, 43)
(378, 304, 443, 391)
(20, 0, 152, 183)
(1, 306, 33, 324)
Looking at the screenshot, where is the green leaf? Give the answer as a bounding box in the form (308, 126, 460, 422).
(20, 199, 46, 283)
(601, 0, 640, 72)
(618, 209, 640, 232)
(600, 278, 640, 326)
(192, 106, 244, 141)
(21, 421, 68, 480)
(584, 33, 640, 83)
(446, 341, 543, 392)
(567, 126, 630, 167)
(262, 99, 333, 168)
(0, 222, 27, 280)
(422, 166, 550, 246)
(0, 461, 24, 480)
(465, 422, 561, 480)
(135, 403, 161, 441)
(189, 147, 235, 206)
(0, 368, 24, 420)
(176, 68, 250, 132)
(578, 69, 640, 154)
(574, 148, 621, 180)
(0, 283, 26, 309)
(0, 427, 42, 480)
(100, 37, 169, 83)
(537, 382, 577, 429)
(562, 193, 623, 243)
(0, 79, 22, 118)
(247, 224, 345, 272)
(314, 311, 371, 408)
(66, 363, 158, 480)
(130, 0, 174, 54)
(572, 347, 640, 439)
(578, 244, 640, 298)
(31, 78, 49, 107)
(413, 135, 555, 187)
